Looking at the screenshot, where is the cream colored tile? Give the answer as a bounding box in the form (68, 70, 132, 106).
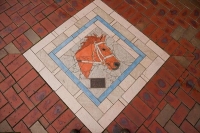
(79, 24, 97, 39)
(77, 93, 103, 121)
(76, 3, 97, 19)
(113, 35, 119, 42)
(40, 68, 61, 91)
(119, 98, 128, 106)
(54, 17, 77, 35)
(43, 42, 56, 54)
(52, 31, 58, 37)
(146, 40, 169, 61)
(23, 49, 44, 72)
(74, 14, 80, 20)
(113, 22, 135, 41)
(56, 86, 81, 113)
(110, 20, 117, 26)
(119, 75, 135, 91)
(98, 101, 125, 128)
(86, 11, 96, 20)
(95, 21, 114, 37)
(52, 33, 68, 46)
(141, 74, 149, 82)
(98, 98, 113, 113)
(117, 39, 139, 58)
(122, 77, 146, 103)
(73, 36, 81, 44)
(55, 40, 76, 58)
(132, 37, 138, 43)
(74, 89, 83, 98)
(143, 57, 164, 79)
(140, 56, 153, 68)
(107, 86, 124, 104)
(31, 33, 55, 53)
(75, 17, 89, 28)
(36, 49, 58, 72)
(130, 64, 145, 79)
(128, 26, 149, 44)
(93, 7, 114, 24)
(94, 0, 113, 14)
(55, 70, 79, 95)
(76, 108, 103, 132)
(110, 12, 131, 29)
(64, 25, 78, 37)
(134, 40, 157, 60)
(52, 67, 61, 75)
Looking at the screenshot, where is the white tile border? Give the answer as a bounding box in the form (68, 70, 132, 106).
(24, 0, 169, 132)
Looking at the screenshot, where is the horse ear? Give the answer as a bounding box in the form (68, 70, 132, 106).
(101, 35, 106, 41)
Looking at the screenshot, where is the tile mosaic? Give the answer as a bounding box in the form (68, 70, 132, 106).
(23, 0, 169, 131)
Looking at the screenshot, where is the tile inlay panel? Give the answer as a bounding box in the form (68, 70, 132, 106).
(24, 0, 169, 132)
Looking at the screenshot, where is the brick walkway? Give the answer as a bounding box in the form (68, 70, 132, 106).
(0, 0, 200, 132)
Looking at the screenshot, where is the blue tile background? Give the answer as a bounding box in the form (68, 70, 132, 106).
(49, 15, 145, 106)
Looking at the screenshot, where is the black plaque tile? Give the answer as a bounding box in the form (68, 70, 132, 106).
(90, 78, 106, 88)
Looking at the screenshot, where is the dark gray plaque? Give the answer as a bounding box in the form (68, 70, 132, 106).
(90, 78, 106, 88)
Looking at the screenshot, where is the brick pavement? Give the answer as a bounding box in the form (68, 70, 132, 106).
(0, 0, 200, 132)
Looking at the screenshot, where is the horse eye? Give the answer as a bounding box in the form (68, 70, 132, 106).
(102, 48, 106, 51)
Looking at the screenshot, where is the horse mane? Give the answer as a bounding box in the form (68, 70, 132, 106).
(80, 34, 105, 49)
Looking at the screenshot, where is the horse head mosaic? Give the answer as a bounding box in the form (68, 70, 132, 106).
(75, 34, 120, 78)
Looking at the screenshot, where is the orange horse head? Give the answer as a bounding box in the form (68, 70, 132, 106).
(75, 35, 120, 78)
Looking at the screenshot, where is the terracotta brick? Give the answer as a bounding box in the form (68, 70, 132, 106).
(39, 117, 49, 129)
(158, 100, 167, 110)
(179, 38, 195, 53)
(144, 108, 160, 127)
(157, 33, 172, 49)
(121, 7, 136, 19)
(0, 103, 14, 123)
(46, 125, 57, 133)
(13, 121, 31, 133)
(167, 7, 179, 19)
(145, 82, 165, 101)
(22, 13, 37, 26)
(164, 39, 179, 55)
(43, 0, 54, 6)
(35, 13, 45, 21)
(18, 3, 35, 16)
(42, 3, 59, 16)
(47, 12, 64, 27)
(168, 57, 185, 72)
(23, 76, 45, 97)
(6, 55, 26, 73)
(0, 23, 17, 38)
(60, 118, 84, 133)
(138, 88, 159, 109)
(174, 16, 189, 29)
(137, 125, 150, 133)
(12, 62, 32, 81)
(0, 13, 12, 26)
(15, 34, 33, 53)
(30, 3, 47, 16)
(123, 105, 145, 127)
(187, 64, 200, 78)
(4, 87, 23, 109)
(44, 100, 67, 123)
(143, 6, 157, 17)
(7, 0, 18, 6)
(142, 22, 157, 37)
(12, 23, 30, 38)
(150, 15, 166, 28)
(150, 28, 165, 42)
(54, 8, 70, 22)
(32, 23, 48, 38)
(186, 17, 199, 29)
(176, 88, 195, 109)
(151, 75, 171, 93)
(159, 0, 173, 9)
(40, 18, 56, 32)
(180, 120, 199, 133)
(1, 54, 20, 66)
(7, 104, 29, 127)
(6, 3, 22, 16)
(164, 120, 183, 133)
(61, 3, 77, 16)
(131, 96, 152, 118)
(23, 108, 42, 127)
(0, 38, 6, 49)
(68, 0, 84, 11)
(137, 0, 151, 8)
(52, 109, 75, 132)
(164, 17, 178, 29)
(3, 34, 15, 44)
(190, 89, 200, 104)
(0, 76, 15, 92)
(30, 84, 52, 105)
(19, 0, 30, 6)
(18, 69, 38, 89)
(164, 92, 181, 109)
(80, 126, 91, 133)
(106, 120, 122, 133)
(13, 83, 22, 93)
(19, 91, 34, 110)
(115, 1, 130, 15)
(37, 92, 60, 114)
(0, 92, 7, 108)
(0, 0, 5, 5)
(115, 113, 138, 133)
(149, 121, 167, 133)
(103, 0, 123, 9)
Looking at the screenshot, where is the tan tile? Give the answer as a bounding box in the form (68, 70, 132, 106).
(24, 29, 40, 44)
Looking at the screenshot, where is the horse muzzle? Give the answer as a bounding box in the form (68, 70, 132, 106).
(112, 62, 120, 70)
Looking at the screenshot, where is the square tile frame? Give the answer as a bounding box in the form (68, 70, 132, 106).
(24, 0, 169, 132)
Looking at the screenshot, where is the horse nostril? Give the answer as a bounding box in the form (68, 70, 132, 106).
(113, 62, 120, 70)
